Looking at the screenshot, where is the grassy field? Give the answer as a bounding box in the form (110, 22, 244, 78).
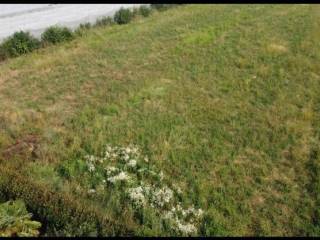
(0, 4, 320, 236)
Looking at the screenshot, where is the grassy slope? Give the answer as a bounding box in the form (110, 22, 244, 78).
(0, 4, 320, 236)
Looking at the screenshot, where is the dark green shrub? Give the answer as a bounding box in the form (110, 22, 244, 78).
(56, 165, 71, 180)
(0, 47, 6, 61)
(95, 16, 114, 27)
(0, 31, 40, 58)
(150, 4, 177, 11)
(41, 26, 74, 45)
(139, 5, 151, 17)
(150, 4, 169, 11)
(114, 7, 133, 25)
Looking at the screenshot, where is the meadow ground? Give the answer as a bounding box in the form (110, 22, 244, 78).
(0, 4, 320, 236)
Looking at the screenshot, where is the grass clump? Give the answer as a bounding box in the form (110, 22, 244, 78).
(74, 22, 92, 36)
(95, 16, 114, 27)
(0, 31, 40, 58)
(57, 144, 204, 236)
(41, 26, 74, 45)
(79, 22, 92, 30)
(0, 200, 41, 237)
(114, 7, 133, 25)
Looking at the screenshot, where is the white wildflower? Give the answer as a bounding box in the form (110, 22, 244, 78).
(152, 187, 173, 207)
(125, 147, 131, 154)
(127, 186, 146, 207)
(159, 171, 164, 181)
(107, 171, 130, 183)
(186, 206, 195, 216)
(106, 145, 112, 152)
(195, 208, 204, 218)
(149, 170, 157, 176)
(182, 209, 187, 217)
(132, 147, 139, 154)
(105, 166, 118, 175)
(163, 210, 174, 220)
(98, 158, 104, 163)
(88, 189, 96, 194)
(127, 159, 137, 168)
(176, 203, 182, 211)
(85, 155, 96, 162)
(143, 184, 151, 195)
(123, 154, 130, 162)
(176, 221, 197, 235)
(87, 162, 95, 172)
(144, 156, 149, 163)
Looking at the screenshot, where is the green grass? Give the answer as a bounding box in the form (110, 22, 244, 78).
(0, 4, 320, 236)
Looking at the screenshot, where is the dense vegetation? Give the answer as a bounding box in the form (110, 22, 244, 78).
(0, 4, 319, 236)
(41, 26, 74, 45)
(113, 7, 134, 25)
(0, 200, 41, 237)
(0, 31, 40, 59)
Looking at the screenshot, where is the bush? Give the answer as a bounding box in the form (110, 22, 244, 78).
(114, 8, 133, 25)
(41, 26, 74, 45)
(0, 31, 40, 58)
(139, 5, 151, 17)
(95, 16, 114, 27)
(150, 4, 177, 11)
(0, 200, 41, 237)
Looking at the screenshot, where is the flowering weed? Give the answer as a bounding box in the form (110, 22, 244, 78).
(58, 144, 204, 236)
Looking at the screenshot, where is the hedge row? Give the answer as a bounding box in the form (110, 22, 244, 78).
(0, 165, 135, 236)
(0, 4, 179, 62)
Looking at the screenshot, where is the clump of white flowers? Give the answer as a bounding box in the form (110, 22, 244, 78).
(127, 186, 146, 207)
(151, 186, 173, 208)
(127, 159, 137, 168)
(176, 221, 198, 235)
(87, 189, 96, 194)
(105, 166, 118, 175)
(81, 144, 204, 236)
(163, 204, 204, 235)
(107, 171, 130, 183)
(87, 162, 95, 172)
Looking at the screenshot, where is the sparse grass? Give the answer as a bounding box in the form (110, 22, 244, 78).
(0, 4, 320, 236)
